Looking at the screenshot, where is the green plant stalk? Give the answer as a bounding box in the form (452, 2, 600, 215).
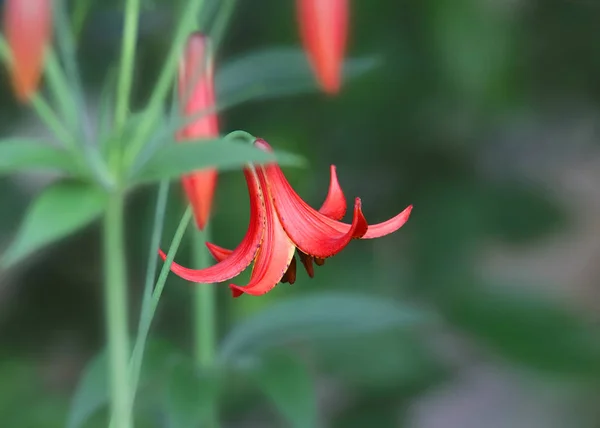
(103, 193, 132, 428)
(128, 206, 192, 401)
(124, 0, 205, 165)
(44, 49, 78, 132)
(71, 0, 94, 41)
(192, 224, 219, 427)
(115, 0, 141, 133)
(210, 0, 238, 51)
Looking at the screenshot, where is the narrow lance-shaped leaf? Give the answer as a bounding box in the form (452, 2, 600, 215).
(128, 50, 379, 165)
(0, 138, 82, 176)
(216, 47, 380, 104)
(131, 139, 304, 184)
(1, 181, 106, 268)
(66, 350, 108, 428)
(67, 341, 178, 428)
(219, 292, 429, 360)
(165, 359, 221, 428)
(246, 353, 318, 428)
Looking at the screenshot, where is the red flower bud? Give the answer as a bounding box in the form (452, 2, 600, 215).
(3, 0, 52, 102)
(177, 33, 219, 230)
(297, 0, 348, 95)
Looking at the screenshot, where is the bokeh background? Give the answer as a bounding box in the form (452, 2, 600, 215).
(3, 0, 600, 427)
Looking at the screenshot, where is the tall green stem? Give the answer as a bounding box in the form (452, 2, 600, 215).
(124, 0, 205, 165)
(103, 194, 132, 428)
(210, 0, 238, 51)
(192, 225, 219, 427)
(115, 0, 141, 132)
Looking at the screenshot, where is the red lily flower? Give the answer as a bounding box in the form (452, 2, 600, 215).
(3, 0, 52, 102)
(160, 139, 412, 297)
(177, 32, 218, 230)
(297, 0, 348, 94)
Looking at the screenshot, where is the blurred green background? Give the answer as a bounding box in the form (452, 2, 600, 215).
(3, 0, 600, 427)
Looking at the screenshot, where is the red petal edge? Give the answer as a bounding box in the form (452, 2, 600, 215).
(261, 164, 367, 258)
(206, 242, 232, 262)
(228, 168, 296, 297)
(256, 139, 411, 255)
(318, 165, 346, 220)
(363, 205, 413, 239)
(158, 168, 265, 283)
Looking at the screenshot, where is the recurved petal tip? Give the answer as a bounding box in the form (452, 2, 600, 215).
(318, 165, 347, 220)
(206, 242, 232, 262)
(362, 204, 413, 239)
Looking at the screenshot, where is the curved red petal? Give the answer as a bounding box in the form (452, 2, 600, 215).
(229, 169, 296, 297)
(205, 242, 232, 262)
(362, 205, 413, 239)
(262, 162, 367, 259)
(158, 168, 265, 283)
(318, 165, 346, 220)
(4, 0, 52, 102)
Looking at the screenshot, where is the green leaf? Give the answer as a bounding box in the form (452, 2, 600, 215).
(97, 65, 117, 154)
(132, 139, 304, 184)
(165, 359, 221, 428)
(318, 332, 443, 392)
(441, 284, 600, 375)
(0, 139, 81, 176)
(66, 350, 108, 428)
(216, 48, 381, 104)
(67, 340, 177, 428)
(246, 353, 317, 428)
(219, 292, 429, 361)
(1, 181, 106, 268)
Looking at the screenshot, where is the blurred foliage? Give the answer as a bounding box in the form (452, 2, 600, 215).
(1, 0, 600, 427)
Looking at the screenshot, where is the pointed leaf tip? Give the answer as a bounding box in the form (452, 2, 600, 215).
(2, 181, 106, 269)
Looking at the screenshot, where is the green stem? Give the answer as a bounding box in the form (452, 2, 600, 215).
(44, 48, 78, 132)
(29, 95, 76, 147)
(72, 0, 94, 41)
(103, 194, 132, 428)
(128, 205, 192, 401)
(115, 0, 141, 133)
(192, 224, 219, 427)
(210, 0, 238, 51)
(124, 0, 205, 165)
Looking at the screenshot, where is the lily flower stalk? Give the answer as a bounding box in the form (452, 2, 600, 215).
(177, 32, 218, 230)
(297, 0, 349, 95)
(3, 0, 52, 102)
(160, 139, 412, 297)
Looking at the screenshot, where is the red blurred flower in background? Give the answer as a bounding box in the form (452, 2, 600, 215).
(177, 32, 219, 230)
(297, 0, 348, 94)
(160, 139, 412, 297)
(3, 0, 52, 102)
